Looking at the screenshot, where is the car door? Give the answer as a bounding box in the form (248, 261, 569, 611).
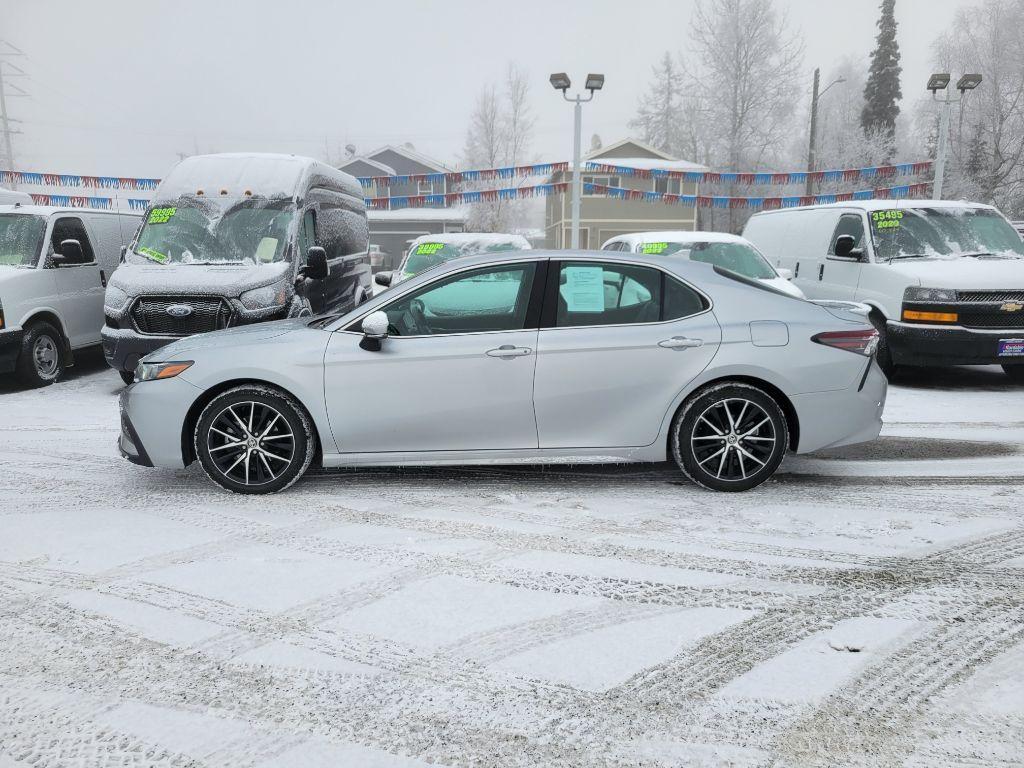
(817, 211, 868, 301)
(324, 260, 544, 454)
(47, 215, 105, 347)
(533, 259, 721, 449)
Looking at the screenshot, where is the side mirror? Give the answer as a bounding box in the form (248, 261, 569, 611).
(53, 238, 86, 266)
(776, 267, 794, 280)
(359, 310, 389, 351)
(300, 246, 329, 281)
(833, 235, 863, 260)
(374, 271, 393, 287)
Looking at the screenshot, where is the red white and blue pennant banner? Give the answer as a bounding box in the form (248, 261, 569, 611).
(3, 170, 160, 190)
(356, 161, 568, 188)
(584, 161, 933, 185)
(29, 194, 151, 210)
(366, 181, 931, 212)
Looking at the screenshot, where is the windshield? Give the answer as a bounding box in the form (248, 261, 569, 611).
(402, 238, 525, 276)
(869, 207, 1024, 261)
(641, 240, 777, 280)
(0, 214, 46, 268)
(130, 197, 296, 266)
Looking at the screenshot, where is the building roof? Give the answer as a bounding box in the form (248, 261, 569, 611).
(365, 144, 451, 174)
(338, 156, 396, 176)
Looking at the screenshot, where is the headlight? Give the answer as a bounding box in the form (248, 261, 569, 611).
(104, 286, 129, 311)
(134, 360, 193, 382)
(239, 280, 289, 310)
(903, 286, 957, 302)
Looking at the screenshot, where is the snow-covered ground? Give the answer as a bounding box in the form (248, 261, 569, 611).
(1, 354, 1022, 767)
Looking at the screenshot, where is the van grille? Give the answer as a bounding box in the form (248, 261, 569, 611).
(957, 289, 1024, 302)
(130, 296, 232, 336)
(957, 307, 1024, 329)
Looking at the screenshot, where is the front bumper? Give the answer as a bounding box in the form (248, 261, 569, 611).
(0, 327, 25, 375)
(887, 321, 1024, 366)
(118, 376, 201, 469)
(792, 359, 887, 453)
(102, 327, 177, 373)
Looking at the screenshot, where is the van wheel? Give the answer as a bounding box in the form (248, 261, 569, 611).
(15, 321, 65, 388)
(869, 312, 898, 380)
(672, 383, 789, 492)
(195, 385, 314, 494)
(1003, 364, 1024, 384)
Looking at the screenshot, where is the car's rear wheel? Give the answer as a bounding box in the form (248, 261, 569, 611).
(672, 383, 789, 492)
(1003, 364, 1024, 383)
(195, 385, 314, 494)
(15, 321, 65, 388)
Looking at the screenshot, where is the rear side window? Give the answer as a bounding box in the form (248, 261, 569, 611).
(664, 275, 707, 319)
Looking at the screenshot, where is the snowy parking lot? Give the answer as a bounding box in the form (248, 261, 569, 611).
(1, 354, 1023, 767)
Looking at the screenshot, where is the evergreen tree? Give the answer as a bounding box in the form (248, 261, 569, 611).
(629, 52, 685, 154)
(861, 0, 902, 139)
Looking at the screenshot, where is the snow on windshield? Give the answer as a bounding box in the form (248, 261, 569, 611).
(870, 207, 1024, 262)
(402, 235, 530, 276)
(0, 214, 46, 268)
(131, 196, 296, 266)
(641, 240, 776, 279)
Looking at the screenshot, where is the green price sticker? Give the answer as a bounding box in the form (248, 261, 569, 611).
(871, 210, 903, 230)
(641, 242, 669, 254)
(415, 242, 444, 255)
(138, 247, 168, 263)
(148, 207, 177, 225)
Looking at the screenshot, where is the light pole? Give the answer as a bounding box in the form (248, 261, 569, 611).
(805, 68, 846, 196)
(928, 73, 982, 199)
(550, 72, 604, 249)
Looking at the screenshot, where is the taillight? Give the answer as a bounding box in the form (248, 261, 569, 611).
(812, 329, 879, 356)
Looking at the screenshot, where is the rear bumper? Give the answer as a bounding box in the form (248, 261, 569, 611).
(791, 359, 887, 453)
(118, 376, 201, 469)
(102, 327, 177, 373)
(0, 327, 24, 375)
(887, 321, 1024, 366)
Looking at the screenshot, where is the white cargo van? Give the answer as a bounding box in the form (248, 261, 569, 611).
(102, 153, 370, 384)
(0, 205, 140, 387)
(743, 200, 1024, 381)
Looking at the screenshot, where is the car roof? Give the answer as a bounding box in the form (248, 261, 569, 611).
(603, 230, 749, 248)
(0, 204, 140, 217)
(749, 198, 999, 217)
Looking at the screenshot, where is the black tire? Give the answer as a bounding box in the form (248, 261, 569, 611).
(672, 383, 789, 492)
(119, 370, 135, 386)
(15, 321, 65, 388)
(194, 385, 315, 494)
(1003, 364, 1024, 384)
(869, 312, 898, 380)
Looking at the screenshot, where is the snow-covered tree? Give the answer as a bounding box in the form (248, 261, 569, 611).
(630, 53, 686, 155)
(860, 0, 902, 142)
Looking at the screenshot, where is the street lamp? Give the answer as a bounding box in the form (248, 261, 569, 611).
(550, 71, 604, 249)
(929, 72, 982, 198)
(805, 68, 846, 195)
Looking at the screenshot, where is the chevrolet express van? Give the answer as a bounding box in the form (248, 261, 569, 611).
(102, 153, 370, 383)
(0, 205, 140, 387)
(743, 200, 1024, 381)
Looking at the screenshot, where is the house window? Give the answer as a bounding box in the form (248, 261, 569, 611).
(654, 177, 680, 195)
(417, 181, 434, 196)
(582, 175, 620, 196)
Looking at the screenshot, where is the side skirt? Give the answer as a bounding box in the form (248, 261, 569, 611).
(321, 445, 666, 468)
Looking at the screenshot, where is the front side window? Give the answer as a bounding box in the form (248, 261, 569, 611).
(298, 210, 316, 257)
(0, 214, 46, 267)
(50, 217, 96, 263)
(376, 263, 537, 336)
(829, 213, 866, 257)
(131, 197, 296, 266)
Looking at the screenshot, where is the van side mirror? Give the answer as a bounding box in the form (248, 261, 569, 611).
(359, 310, 389, 351)
(374, 271, 393, 287)
(53, 239, 86, 266)
(300, 246, 329, 281)
(833, 235, 863, 260)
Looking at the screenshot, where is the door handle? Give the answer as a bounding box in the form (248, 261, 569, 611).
(100, 269, 107, 288)
(486, 345, 532, 358)
(818, 264, 825, 281)
(658, 336, 704, 349)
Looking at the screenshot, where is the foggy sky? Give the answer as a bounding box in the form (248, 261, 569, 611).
(1, 0, 965, 177)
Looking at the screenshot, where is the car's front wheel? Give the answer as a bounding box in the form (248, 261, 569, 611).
(672, 383, 789, 492)
(195, 385, 315, 494)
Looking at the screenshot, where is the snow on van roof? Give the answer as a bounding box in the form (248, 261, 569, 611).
(0, 187, 32, 205)
(0, 204, 140, 217)
(407, 232, 532, 248)
(604, 230, 746, 248)
(750, 198, 998, 216)
(155, 153, 362, 200)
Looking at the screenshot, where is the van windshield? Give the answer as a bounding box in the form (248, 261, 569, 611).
(0, 214, 46, 268)
(869, 207, 1024, 262)
(643, 240, 777, 279)
(130, 197, 296, 266)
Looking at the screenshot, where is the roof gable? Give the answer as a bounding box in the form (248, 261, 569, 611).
(366, 145, 450, 175)
(586, 138, 676, 161)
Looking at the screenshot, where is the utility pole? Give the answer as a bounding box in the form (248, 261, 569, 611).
(0, 41, 28, 178)
(805, 68, 845, 196)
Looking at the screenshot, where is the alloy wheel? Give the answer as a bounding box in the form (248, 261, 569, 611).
(206, 401, 296, 486)
(690, 397, 777, 482)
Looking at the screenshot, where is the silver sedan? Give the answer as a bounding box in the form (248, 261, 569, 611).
(118, 250, 887, 493)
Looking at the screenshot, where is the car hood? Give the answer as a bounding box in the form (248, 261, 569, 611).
(110, 261, 292, 297)
(149, 317, 309, 358)
(886, 257, 1024, 289)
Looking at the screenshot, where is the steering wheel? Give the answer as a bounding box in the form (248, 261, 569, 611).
(408, 298, 430, 334)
